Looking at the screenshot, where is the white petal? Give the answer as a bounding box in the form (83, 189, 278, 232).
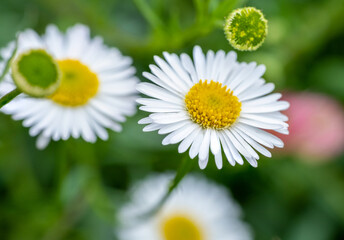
(224, 130, 251, 158)
(150, 112, 189, 124)
(181, 53, 198, 83)
(193, 46, 206, 80)
(36, 134, 51, 150)
(220, 131, 244, 165)
(65, 24, 90, 58)
(233, 65, 266, 96)
(242, 93, 282, 106)
(138, 117, 153, 124)
(236, 123, 284, 148)
(162, 52, 193, 88)
(230, 129, 259, 159)
(246, 157, 258, 168)
(44, 24, 65, 58)
(240, 113, 288, 127)
(218, 133, 236, 166)
(237, 83, 275, 102)
(199, 129, 211, 161)
(242, 101, 290, 113)
(142, 71, 179, 95)
(158, 120, 189, 134)
(210, 130, 221, 155)
(232, 127, 271, 157)
(238, 117, 287, 130)
(162, 123, 196, 145)
(189, 130, 204, 159)
(178, 127, 201, 153)
(214, 152, 223, 169)
(153, 55, 189, 92)
(143, 123, 161, 132)
(137, 83, 181, 103)
(274, 127, 289, 135)
(198, 156, 209, 170)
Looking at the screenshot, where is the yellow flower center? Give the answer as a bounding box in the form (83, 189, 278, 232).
(185, 80, 241, 129)
(49, 59, 99, 107)
(161, 214, 203, 240)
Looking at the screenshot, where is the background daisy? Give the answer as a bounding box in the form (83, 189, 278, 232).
(117, 173, 252, 240)
(0, 24, 138, 149)
(137, 46, 289, 169)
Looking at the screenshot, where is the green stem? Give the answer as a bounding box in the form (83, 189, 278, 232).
(0, 88, 21, 109)
(142, 154, 196, 219)
(133, 0, 164, 30)
(42, 193, 87, 240)
(0, 37, 18, 83)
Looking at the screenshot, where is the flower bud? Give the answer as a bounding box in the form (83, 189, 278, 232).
(11, 49, 60, 97)
(224, 7, 268, 51)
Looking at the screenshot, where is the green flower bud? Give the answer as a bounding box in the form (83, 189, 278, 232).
(11, 49, 60, 97)
(224, 7, 268, 51)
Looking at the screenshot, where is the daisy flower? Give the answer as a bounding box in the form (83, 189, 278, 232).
(116, 174, 252, 240)
(137, 46, 289, 169)
(0, 24, 138, 149)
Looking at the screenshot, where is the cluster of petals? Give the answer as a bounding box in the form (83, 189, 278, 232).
(137, 46, 289, 169)
(0, 24, 138, 149)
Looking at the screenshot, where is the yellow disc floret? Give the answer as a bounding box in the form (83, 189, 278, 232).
(161, 214, 203, 240)
(50, 59, 99, 107)
(185, 80, 241, 129)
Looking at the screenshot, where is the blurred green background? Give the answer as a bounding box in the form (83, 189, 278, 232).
(0, 0, 344, 239)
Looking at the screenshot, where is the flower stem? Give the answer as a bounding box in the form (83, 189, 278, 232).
(0, 37, 18, 83)
(0, 88, 21, 109)
(143, 155, 196, 218)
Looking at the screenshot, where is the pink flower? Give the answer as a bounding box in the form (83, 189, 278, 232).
(278, 92, 344, 162)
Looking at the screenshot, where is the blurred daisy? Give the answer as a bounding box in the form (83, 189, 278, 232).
(0, 24, 138, 149)
(137, 46, 289, 169)
(117, 174, 252, 240)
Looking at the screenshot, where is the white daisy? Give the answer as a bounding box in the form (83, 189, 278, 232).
(116, 174, 252, 240)
(0, 24, 138, 149)
(137, 46, 289, 169)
